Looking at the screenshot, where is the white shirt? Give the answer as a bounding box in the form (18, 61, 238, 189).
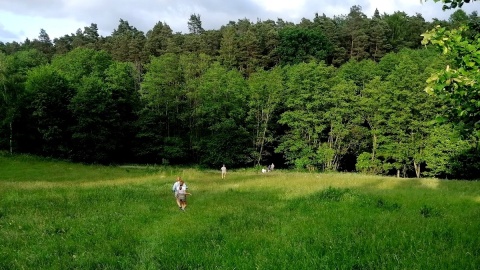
(172, 181, 187, 194)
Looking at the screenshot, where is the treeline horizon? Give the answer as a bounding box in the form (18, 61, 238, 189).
(2, 5, 479, 66)
(1, 5, 479, 179)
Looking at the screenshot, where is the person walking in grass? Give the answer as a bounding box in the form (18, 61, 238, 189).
(177, 182, 191, 211)
(172, 177, 187, 209)
(221, 164, 227, 179)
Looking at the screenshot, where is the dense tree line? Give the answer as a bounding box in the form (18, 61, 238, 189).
(1, 6, 479, 179)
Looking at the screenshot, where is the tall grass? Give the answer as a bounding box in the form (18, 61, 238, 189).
(1, 154, 479, 269)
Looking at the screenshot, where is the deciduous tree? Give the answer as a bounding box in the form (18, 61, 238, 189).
(277, 26, 332, 65)
(193, 62, 251, 166)
(25, 65, 74, 158)
(246, 67, 283, 166)
(0, 50, 47, 154)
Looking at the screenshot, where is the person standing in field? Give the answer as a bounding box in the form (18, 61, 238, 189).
(172, 177, 187, 209)
(221, 164, 227, 179)
(177, 182, 191, 211)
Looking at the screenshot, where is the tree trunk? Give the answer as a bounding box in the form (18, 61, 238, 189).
(396, 169, 400, 178)
(2, 83, 12, 154)
(371, 133, 377, 161)
(350, 37, 354, 59)
(414, 160, 421, 178)
(256, 112, 269, 167)
(9, 121, 12, 154)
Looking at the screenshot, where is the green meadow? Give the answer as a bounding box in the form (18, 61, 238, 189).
(1, 154, 479, 269)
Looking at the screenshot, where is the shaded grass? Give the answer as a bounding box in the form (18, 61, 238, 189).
(1, 154, 479, 269)
(0, 153, 162, 183)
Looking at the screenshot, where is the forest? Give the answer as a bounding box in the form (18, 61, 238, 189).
(1, 4, 479, 179)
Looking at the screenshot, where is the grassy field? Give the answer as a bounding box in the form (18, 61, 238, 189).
(1, 154, 479, 269)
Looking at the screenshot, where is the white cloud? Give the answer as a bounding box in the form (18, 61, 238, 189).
(0, 0, 478, 43)
(255, 0, 306, 13)
(0, 10, 87, 42)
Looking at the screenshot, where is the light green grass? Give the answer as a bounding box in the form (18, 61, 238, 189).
(1, 154, 479, 269)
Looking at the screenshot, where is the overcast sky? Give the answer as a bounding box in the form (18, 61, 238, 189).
(0, 0, 478, 43)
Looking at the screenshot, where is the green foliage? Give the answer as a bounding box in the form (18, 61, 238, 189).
(69, 76, 113, 162)
(188, 13, 204, 34)
(144, 22, 173, 57)
(277, 26, 332, 65)
(246, 67, 283, 166)
(28, 29, 55, 60)
(357, 49, 445, 177)
(25, 65, 74, 157)
(356, 152, 383, 174)
(278, 61, 367, 171)
(162, 136, 187, 161)
(423, 125, 472, 177)
(337, 59, 380, 87)
(51, 48, 113, 87)
(369, 10, 392, 61)
(218, 26, 239, 69)
(193, 63, 252, 167)
(448, 147, 480, 179)
(68, 62, 140, 163)
(422, 25, 480, 136)
(277, 62, 334, 169)
(449, 9, 470, 28)
(106, 19, 147, 65)
(344, 5, 370, 60)
(383, 12, 428, 51)
(0, 50, 50, 154)
(138, 53, 187, 163)
(140, 54, 184, 120)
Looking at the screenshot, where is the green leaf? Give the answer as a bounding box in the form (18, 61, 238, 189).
(435, 116, 447, 123)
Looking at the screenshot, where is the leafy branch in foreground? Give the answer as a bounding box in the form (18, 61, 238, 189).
(421, 25, 480, 136)
(422, 0, 478, 10)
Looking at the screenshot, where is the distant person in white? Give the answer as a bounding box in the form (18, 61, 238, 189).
(221, 164, 227, 179)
